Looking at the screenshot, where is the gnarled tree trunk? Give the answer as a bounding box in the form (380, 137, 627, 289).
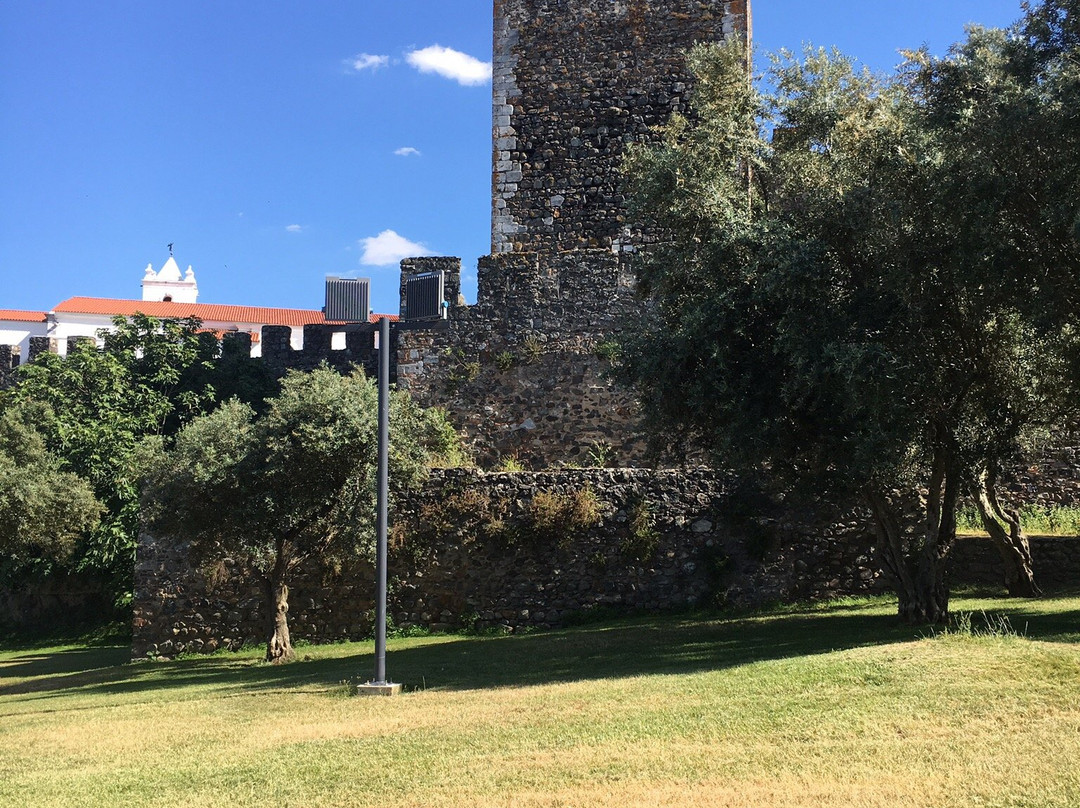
(264, 577, 294, 663)
(974, 470, 1040, 598)
(868, 444, 959, 625)
(869, 491, 951, 625)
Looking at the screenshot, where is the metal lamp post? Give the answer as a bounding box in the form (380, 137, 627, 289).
(357, 315, 401, 696)
(356, 271, 447, 697)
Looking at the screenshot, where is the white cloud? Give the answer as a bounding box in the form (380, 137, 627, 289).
(405, 45, 492, 86)
(347, 53, 389, 72)
(394, 147, 421, 157)
(285, 224, 303, 233)
(360, 230, 433, 266)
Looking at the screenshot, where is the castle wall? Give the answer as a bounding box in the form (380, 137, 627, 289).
(0, 344, 18, 388)
(0, 322, 387, 389)
(130, 467, 875, 657)
(397, 2, 750, 465)
(397, 252, 642, 466)
(129, 464, 1080, 659)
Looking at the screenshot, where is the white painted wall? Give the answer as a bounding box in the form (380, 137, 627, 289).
(0, 322, 48, 360)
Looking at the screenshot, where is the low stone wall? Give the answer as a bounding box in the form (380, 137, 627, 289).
(131, 468, 886, 658)
(130, 466, 1080, 659)
(1005, 446, 1080, 508)
(0, 572, 113, 633)
(949, 534, 1080, 591)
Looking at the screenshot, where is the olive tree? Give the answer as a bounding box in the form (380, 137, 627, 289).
(618, 1, 1080, 622)
(141, 366, 462, 662)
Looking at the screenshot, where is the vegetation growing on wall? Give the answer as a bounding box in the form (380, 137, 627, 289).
(619, 495, 660, 563)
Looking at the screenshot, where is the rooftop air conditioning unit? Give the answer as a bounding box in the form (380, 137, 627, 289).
(403, 271, 447, 322)
(325, 276, 371, 322)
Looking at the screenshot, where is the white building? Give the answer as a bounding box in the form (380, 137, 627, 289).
(0, 309, 48, 360)
(0, 256, 373, 360)
(141, 255, 199, 304)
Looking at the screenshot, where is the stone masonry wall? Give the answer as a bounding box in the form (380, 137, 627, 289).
(396, 1, 751, 465)
(134, 466, 1025, 660)
(131, 457, 1080, 659)
(132, 468, 734, 657)
(492, 0, 750, 254)
(260, 323, 386, 379)
(0, 344, 18, 389)
(397, 252, 643, 466)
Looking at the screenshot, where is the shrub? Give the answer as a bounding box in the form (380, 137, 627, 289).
(620, 496, 660, 562)
(529, 487, 601, 548)
(495, 351, 516, 372)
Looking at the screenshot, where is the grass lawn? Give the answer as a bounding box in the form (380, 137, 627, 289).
(2, 592, 1079, 808)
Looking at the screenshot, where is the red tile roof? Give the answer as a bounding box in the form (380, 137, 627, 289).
(0, 310, 48, 323)
(53, 297, 329, 327)
(51, 298, 399, 326)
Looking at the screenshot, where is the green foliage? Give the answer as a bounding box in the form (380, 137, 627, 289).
(957, 503, 1080, 536)
(619, 495, 660, 563)
(0, 314, 271, 606)
(444, 348, 480, 391)
(521, 335, 543, 364)
(0, 404, 102, 567)
(585, 440, 614, 468)
(498, 455, 526, 472)
(619, 5, 1080, 617)
(141, 366, 458, 658)
(389, 399, 469, 470)
(494, 351, 516, 372)
(144, 367, 416, 571)
(593, 339, 621, 363)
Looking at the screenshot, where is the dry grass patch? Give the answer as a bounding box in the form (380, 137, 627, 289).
(1, 594, 1079, 807)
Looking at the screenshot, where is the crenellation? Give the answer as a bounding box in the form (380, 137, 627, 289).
(28, 336, 55, 361)
(260, 323, 386, 378)
(0, 344, 18, 388)
(220, 331, 252, 356)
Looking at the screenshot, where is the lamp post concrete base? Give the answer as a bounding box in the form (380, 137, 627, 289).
(356, 681, 403, 697)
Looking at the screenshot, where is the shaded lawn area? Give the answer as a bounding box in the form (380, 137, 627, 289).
(2, 590, 1078, 704)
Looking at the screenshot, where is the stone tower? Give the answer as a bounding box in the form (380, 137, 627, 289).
(397, 1, 751, 466)
(492, 0, 751, 255)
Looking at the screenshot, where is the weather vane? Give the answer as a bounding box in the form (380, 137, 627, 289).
(167, 242, 174, 255)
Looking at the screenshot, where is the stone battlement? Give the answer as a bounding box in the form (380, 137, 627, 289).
(0, 323, 390, 387)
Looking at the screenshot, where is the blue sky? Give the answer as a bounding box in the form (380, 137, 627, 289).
(1, 1, 1027, 317)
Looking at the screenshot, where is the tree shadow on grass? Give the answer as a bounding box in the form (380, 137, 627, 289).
(3, 596, 1077, 705)
(0, 646, 131, 681)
